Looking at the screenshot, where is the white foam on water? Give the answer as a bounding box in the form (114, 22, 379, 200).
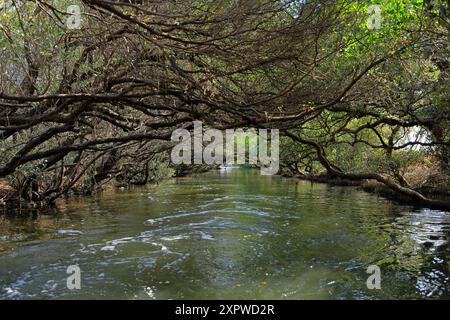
(56, 229, 82, 236)
(100, 245, 116, 252)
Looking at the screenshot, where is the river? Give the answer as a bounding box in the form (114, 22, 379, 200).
(1, 169, 449, 299)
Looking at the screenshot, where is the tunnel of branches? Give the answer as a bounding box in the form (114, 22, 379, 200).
(0, 0, 449, 210)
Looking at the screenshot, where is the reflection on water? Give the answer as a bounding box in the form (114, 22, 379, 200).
(0, 169, 450, 299)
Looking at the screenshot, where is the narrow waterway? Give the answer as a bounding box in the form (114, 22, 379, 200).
(1, 169, 450, 299)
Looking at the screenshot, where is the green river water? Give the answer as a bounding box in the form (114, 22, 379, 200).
(1, 169, 450, 299)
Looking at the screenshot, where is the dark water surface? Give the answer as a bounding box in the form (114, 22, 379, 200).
(1, 169, 450, 299)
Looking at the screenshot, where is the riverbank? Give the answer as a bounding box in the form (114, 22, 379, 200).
(286, 173, 450, 211)
(2, 166, 450, 213)
(0, 164, 217, 214)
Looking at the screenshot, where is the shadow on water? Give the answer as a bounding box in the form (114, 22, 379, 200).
(0, 169, 449, 299)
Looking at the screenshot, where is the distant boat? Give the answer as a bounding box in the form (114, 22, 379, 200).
(218, 163, 236, 170)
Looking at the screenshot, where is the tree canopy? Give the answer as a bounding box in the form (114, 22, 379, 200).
(0, 0, 449, 209)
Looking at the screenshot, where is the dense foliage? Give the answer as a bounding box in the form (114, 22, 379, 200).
(0, 0, 448, 209)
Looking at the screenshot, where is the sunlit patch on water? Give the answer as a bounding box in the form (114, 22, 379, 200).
(395, 209, 450, 251)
